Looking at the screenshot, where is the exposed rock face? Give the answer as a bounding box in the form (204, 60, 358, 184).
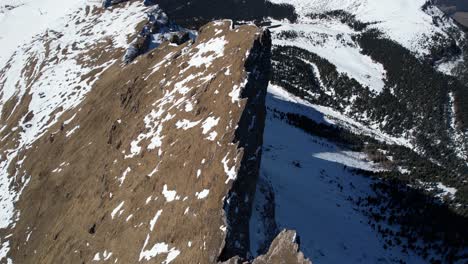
(123, 5, 194, 64)
(252, 230, 311, 264)
(221, 230, 311, 264)
(219, 28, 271, 262)
(0, 8, 283, 262)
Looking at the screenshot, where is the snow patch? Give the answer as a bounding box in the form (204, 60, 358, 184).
(162, 184, 178, 202)
(195, 189, 210, 199)
(65, 125, 80, 137)
(206, 131, 218, 141)
(93, 250, 113, 261)
(111, 201, 125, 219)
(149, 210, 163, 232)
(139, 236, 181, 263)
(201, 117, 220, 134)
(176, 119, 201, 130)
(118, 167, 131, 186)
(222, 154, 237, 184)
(187, 36, 227, 68)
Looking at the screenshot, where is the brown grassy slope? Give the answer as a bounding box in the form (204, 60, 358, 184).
(3, 20, 270, 264)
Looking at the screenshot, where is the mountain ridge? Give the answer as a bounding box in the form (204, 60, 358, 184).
(0, 0, 467, 263)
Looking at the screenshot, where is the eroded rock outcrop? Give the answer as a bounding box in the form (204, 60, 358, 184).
(218, 27, 271, 262)
(221, 230, 311, 264)
(252, 230, 311, 264)
(123, 5, 194, 64)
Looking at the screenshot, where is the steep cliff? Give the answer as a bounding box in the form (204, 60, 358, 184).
(0, 1, 309, 262)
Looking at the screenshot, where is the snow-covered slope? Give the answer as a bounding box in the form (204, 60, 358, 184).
(265, 84, 413, 148)
(251, 85, 426, 264)
(0, 0, 149, 232)
(269, 0, 458, 56)
(250, 84, 468, 263)
(267, 0, 466, 97)
(257, 1, 468, 262)
(0, 0, 90, 67)
(266, 0, 467, 199)
(272, 19, 387, 93)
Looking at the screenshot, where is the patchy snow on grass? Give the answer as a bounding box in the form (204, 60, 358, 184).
(127, 39, 228, 159)
(126, 109, 168, 159)
(139, 240, 180, 263)
(187, 36, 227, 68)
(162, 184, 178, 202)
(118, 167, 131, 186)
(0, 0, 85, 68)
(92, 250, 112, 261)
(111, 201, 125, 219)
(65, 125, 80, 138)
(0, 2, 149, 249)
(184, 102, 194, 112)
(149, 210, 163, 232)
(195, 189, 210, 199)
(206, 131, 218, 141)
(175, 119, 201, 130)
(229, 78, 247, 105)
(201, 117, 220, 134)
